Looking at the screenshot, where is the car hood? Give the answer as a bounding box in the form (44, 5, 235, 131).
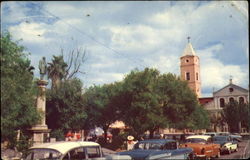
(117, 149, 170, 159)
(117, 148, 193, 160)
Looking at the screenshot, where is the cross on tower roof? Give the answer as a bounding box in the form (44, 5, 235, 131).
(187, 36, 191, 43)
(229, 75, 233, 84)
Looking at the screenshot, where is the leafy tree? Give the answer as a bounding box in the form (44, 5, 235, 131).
(209, 112, 224, 132)
(1, 32, 41, 147)
(188, 105, 210, 130)
(47, 55, 68, 89)
(48, 46, 87, 89)
(120, 68, 169, 138)
(83, 82, 123, 143)
(118, 68, 209, 138)
(157, 73, 199, 129)
(46, 78, 87, 139)
(222, 101, 249, 133)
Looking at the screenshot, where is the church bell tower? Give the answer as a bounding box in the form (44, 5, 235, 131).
(180, 37, 201, 97)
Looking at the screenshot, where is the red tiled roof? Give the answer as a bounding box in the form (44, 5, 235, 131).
(199, 97, 213, 105)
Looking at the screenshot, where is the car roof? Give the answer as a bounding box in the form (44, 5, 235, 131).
(139, 139, 175, 143)
(213, 135, 229, 138)
(204, 132, 217, 134)
(186, 135, 211, 140)
(29, 141, 100, 154)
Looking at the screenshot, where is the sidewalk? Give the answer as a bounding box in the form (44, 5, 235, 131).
(242, 140, 250, 159)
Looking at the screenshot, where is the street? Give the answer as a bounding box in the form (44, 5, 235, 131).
(219, 140, 250, 159)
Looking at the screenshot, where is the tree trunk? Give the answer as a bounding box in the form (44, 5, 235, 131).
(238, 121, 242, 133)
(84, 129, 89, 141)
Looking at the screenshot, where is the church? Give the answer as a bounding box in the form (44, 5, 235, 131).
(180, 38, 249, 133)
(111, 38, 249, 134)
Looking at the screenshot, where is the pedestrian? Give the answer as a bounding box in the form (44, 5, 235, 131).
(127, 136, 136, 150)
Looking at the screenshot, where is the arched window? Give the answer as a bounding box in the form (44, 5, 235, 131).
(196, 72, 198, 80)
(220, 98, 225, 108)
(229, 97, 234, 104)
(239, 97, 244, 104)
(186, 72, 190, 80)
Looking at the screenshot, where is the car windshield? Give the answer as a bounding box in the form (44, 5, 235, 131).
(134, 142, 163, 150)
(213, 136, 228, 141)
(186, 138, 207, 143)
(24, 149, 62, 160)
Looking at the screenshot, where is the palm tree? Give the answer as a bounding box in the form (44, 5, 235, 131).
(47, 55, 68, 89)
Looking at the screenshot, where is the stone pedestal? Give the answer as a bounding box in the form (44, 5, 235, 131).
(30, 80, 51, 145)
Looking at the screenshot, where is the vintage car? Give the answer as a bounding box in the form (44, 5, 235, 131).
(203, 132, 218, 137)
(23, 141, 105, 160)
(212, 135, 238, 154)
(117, 139, 194, 160)
(179, 135, 220, 159)
(23, 141, 130, 160)
(230, 133, 242, 142)
(164, 133, 195, 144)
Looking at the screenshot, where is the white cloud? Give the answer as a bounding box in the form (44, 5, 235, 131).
(144, 54, 179, 75)
(198, 44, 248, 91)
(85, 72, 125, 87)
(2, 1, 248, 92)
(8, 22, 51, 43)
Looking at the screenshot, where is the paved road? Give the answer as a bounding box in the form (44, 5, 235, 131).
(219, 140, 250, 159)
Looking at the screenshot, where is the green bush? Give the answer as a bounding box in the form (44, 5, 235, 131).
(50, 129, 65, 141)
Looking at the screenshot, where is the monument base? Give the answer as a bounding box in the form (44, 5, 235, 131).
(29, 125, 51, 146)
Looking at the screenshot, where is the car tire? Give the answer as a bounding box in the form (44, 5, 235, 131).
(235, 147, 238, 152)
(187, 153, 194, 160)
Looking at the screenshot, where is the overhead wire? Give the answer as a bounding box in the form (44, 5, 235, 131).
(39, 6, 147, 69)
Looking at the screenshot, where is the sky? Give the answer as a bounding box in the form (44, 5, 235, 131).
(1, 1, 249, 97)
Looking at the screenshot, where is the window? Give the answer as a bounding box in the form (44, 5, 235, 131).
(229, 88, 234, 92)
(186, 72, 190, 80)
(164, 142, 177, 150)
(66, 147, 86, 160)
(25, 149, 61, 160)
(196, 72, 198, 80)
(220, 98, 225, 108)
(229, 97, 234, 104)
(239, 97, 244, 104)
(186, 59, 189, 63)
(86, 147, 101, 158)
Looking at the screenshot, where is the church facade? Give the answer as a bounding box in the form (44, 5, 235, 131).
(199, 79, 249, 132)
(180, 39, 249, 133)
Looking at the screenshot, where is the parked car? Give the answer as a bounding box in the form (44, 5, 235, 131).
(23, 141, 104, 160)
(212, 135, 238, 154)
(217, 132, 230, 136)
(203, 132, 217, 137)
(23, 141, 127, 160)
(116, 139, 194, 160)
(179, 135, 221, 159)
(230, 133, 242, 142)
(164, 133, 194, 144)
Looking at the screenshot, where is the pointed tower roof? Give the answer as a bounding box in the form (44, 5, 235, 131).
(182, 36, 196, 56)
(182, 42, 196, 56)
